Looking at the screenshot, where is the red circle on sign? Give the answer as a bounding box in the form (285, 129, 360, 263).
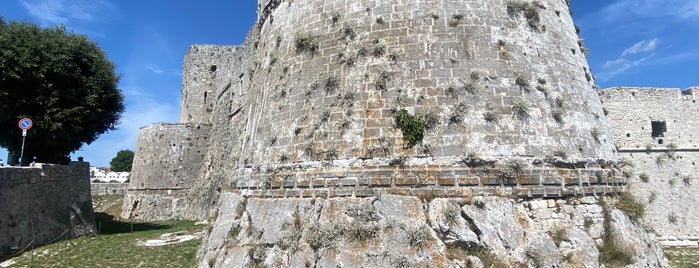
(19, 118, 33, 130)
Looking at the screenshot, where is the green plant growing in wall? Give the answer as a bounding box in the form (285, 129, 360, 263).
(375, 70, 392, 91)
(340, 24, 357, 40)
(463, 82, 478, 94)
(330, 11, 342, 26)
(295, 34, 319, 55)
(394, 109, 426, 147)
(324, 76, 339, 95)
(512, 98, 530, 121)
(372, 39, 386, 57)
(446, 84, 460, 98)
(406, 225, 430, 249)
(448, 14, 464, 27)
(449, 103, 468, 125)
(515, 73, 532, 92)
(421, 112, 440, 131)
(483, 104, 499, 124)
(616, 191, 645, 222)
(506, 1, 543, 31)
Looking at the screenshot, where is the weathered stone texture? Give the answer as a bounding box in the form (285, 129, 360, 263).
(197, 193, 668, 267)
(600, 87, 699, 246)
(91, 182, 127, 195)
(177, 0, 623, 221)
(121, 123, 210, 220)
(0, 162, 95, 256)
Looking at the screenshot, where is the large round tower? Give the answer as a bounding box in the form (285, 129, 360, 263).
(214, 0, 621, 198)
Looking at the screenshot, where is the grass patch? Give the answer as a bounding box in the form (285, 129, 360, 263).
(665, 247, 699, 268)
(6, 195, 203, 267)
(617, 191, 645, 222)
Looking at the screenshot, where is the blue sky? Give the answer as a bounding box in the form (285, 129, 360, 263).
(1, 0, 697, 167)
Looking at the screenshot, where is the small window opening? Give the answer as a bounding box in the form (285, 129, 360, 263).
(204, 91, 208, 104)
(651, 121, 666, 138)
(626, 133, 631, 138)
(658, 139, 664, 145)
(210, 65, 217, 72)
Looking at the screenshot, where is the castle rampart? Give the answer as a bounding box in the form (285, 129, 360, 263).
(121, 0, 675, 266)
(600, 87, 699, 247)
(121, 123, 210, 220)
(0, 162, 95, 258)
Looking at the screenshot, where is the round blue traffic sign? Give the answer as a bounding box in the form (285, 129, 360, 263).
(18, 118, 33, 130)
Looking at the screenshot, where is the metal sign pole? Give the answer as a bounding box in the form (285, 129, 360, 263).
(18, 118, 33, 166)
(19, 129, 27, 166)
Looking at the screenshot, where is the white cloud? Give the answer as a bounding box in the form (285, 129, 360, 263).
(145, 64, 181, 76)
(600, 0, 699, 22)
(20, 0, 113, 26)
(599, 55, 654, 81)
(621, 39, 658, 57)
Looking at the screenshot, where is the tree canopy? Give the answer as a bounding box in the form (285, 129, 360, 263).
(0, 18, 124, 165)
(110, 149, 134, 172)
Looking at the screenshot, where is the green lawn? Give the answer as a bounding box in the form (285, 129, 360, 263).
(666, 247, 699, 268)
(2, 195, 204, 268)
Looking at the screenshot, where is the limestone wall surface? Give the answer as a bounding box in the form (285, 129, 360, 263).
(121, 123, 210, 220)
(180, 0, 621, 221)
(180, 45, 247, 124)
(91, 183, 127, 196)
(240, 0, 615, 165)
(197, 193, 667, 267)
(0, 162, 95, 257)
(600, 87, 699, 247)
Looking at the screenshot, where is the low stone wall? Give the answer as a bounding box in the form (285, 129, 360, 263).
(0, 162, 95, 258)
(91, 183, 128, 196)
(121, 189, 189, 221)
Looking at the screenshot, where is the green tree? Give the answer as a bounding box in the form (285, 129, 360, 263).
(110, 150, 134, 172)
(0, 18, 124, 165)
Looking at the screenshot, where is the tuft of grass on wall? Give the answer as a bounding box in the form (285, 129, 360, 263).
(295, 34, 319, 55)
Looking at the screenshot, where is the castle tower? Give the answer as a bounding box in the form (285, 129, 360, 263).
(214, 0, 621, 198)
(180, 45, 243, 124)
(127, 1, 670, 266)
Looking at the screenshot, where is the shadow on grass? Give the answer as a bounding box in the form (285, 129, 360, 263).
(94, 212, 172, 235)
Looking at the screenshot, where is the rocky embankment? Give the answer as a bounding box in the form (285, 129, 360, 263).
(197, 193, 667, 267)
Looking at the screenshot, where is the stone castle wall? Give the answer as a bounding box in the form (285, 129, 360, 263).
(0, 162, 95, 257)
(180, 45, 247, 124)
(91, 183, 127, 196)
(600, 87, 699, 247)
(175, 0, 624, 219)
(121, 123, 210, 220)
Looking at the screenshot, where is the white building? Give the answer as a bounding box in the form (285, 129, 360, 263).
(90, 167, 129, 183)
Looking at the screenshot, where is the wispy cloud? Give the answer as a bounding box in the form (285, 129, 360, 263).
(600, 0, 699, 22)
(599, 55, 654, 81)
(599, 38, 659, 81)
(621, 39, 658, 57)
(145, 64, 181, 76)
(20, 0, 113, 26)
